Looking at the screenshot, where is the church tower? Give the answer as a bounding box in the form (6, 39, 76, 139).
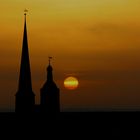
(40, 57, 60, 113)
(15, 11, 35, 113)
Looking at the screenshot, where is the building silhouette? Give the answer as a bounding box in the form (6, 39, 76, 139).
(15, 12, 35, 113)
(15, 12, 60, 113)
(40, 57, 60, 113)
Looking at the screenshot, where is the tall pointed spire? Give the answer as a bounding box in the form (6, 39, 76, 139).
(15, 11, 35, 113)
(18, 11, 32, 92)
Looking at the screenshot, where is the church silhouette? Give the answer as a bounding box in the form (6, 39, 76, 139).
(15, 12, 60, 113)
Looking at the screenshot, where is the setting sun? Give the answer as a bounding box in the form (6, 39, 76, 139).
(64, 77, 79, 90)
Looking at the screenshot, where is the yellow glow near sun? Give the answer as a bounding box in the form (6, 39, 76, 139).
(64, 77, 79, 90)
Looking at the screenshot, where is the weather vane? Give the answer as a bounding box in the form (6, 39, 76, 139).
(24, 9, 28, 16)
(49, 57, 53, 65)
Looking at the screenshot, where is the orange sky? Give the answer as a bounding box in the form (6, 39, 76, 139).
(0, 0, 140, 111)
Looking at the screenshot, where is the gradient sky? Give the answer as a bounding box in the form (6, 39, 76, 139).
(0, 0, 140, 111)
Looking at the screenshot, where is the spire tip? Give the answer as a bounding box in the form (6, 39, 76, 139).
(24, 9, 28, 16)
(49, 57, 53, 65)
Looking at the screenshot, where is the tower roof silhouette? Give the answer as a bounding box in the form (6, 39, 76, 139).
(41, 58, 58, 91)
(18, 13, 33, 94)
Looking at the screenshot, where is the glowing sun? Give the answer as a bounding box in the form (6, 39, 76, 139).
(64, 77, 79, 90)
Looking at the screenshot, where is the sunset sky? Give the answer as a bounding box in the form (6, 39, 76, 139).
(0, 0, 140, 111)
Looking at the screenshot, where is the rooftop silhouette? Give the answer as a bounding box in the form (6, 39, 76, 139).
(15, 12, 60, 113)
(40, 57, 60, 113)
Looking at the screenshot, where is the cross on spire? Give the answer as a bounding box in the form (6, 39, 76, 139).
(49, 57, 53, 65)
(24, 9, 28, 16)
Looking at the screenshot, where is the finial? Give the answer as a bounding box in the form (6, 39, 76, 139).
(24, 9, 28, 16)
(49, 57, 53, 65)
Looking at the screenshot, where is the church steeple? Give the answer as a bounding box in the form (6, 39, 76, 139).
(40, 57, 60, 113)
(18, 11, 32, 92)
(15, 11, 35, 113)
